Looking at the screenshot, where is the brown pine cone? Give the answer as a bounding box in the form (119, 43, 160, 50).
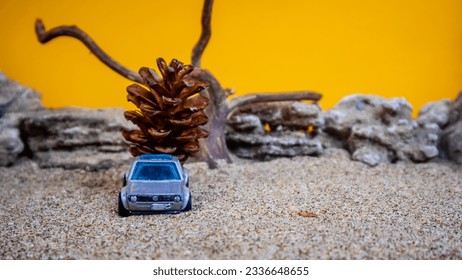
(122, 57, 209, 162)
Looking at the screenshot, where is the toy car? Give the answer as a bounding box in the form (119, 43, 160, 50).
(118, 154, 191, 216)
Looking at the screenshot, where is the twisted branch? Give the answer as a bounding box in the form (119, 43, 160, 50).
(34, 0, 323, 168)
(191, 0, 213, 68)
(228, 91, 322, 113)
(35, 19, 143, 84)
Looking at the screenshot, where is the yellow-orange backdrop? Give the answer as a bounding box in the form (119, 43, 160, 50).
(0, 0, 461, 114)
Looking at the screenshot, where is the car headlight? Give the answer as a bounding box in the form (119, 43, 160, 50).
(174, 195, 181, 202)
(130, 195, 137, 202)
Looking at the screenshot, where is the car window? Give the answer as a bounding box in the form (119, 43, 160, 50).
(131, 162, 181, 181)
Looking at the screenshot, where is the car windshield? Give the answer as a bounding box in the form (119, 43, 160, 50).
(131, 162, 181, 181)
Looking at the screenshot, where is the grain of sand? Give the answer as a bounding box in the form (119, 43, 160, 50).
(1, 149, 461, 259)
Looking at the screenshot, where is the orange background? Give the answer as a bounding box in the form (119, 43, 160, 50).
(0, 0, 461, 114)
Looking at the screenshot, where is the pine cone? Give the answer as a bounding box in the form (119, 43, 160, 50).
(122, 57, 209, 162)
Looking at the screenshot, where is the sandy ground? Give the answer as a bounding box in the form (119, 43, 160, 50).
(1, 149, 461, 259)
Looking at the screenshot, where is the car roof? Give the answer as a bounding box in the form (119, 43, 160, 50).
(130, 154, 183, 180)
(139, 154, 174, 160)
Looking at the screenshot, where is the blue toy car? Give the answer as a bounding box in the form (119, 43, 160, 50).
(118, 154, 191, 216)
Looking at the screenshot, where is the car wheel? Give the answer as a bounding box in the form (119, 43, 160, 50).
(118, 192, 130, 217)
(184, 195, 192, 212)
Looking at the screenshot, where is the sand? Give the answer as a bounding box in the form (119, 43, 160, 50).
(1, 149, 461, 259)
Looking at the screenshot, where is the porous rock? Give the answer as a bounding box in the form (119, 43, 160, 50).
(448, 92, 462, 124)
(20, 107, 135, 170)
(323, 94, 413, 138)
(323, 94, 440, 166)
(417, 99, 450, 127)
(226, 131, 323, 159)
(226, 101, 323, 160)
(0, 72, 43, 166)
(0, 71, 42, 116)
(441, 122, 462, 164)
(227, 113, 264, 134)
(0, 125, 24, 166)
(316, 131, 345, 150)
(348, 122, 440, 166)
(351, 145, 390, 167)
(441, 92, 462, 164)
(233, 101, 323, 131)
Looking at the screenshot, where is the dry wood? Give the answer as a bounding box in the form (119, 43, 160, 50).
(192, 0, 213, 68)
(35, 19, 143, 84)
(35, 0, 323, 168)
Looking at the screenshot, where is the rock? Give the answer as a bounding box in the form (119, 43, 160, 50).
(19, 107, 135, 170)
(349, 122, 440, 163)
(441, 92, 462, 164)
(352, 146, 390, 167)
(323, 94, 413, 138)
(226, 131, 323, 159)
(441, 122, 462, 164)
(227, 113, 264, 134)
(226, 101, 324, 160)
(233, 101, 323, 131)
(1, 72, 457, 168)
(0, 71, 42, 116)
(448, 92, 462, 124)
(0, 71, 42, 166)
(282, 102, 324, 129)
(0, 126, 24, 166)
(22, 107, 128, 150)
(316, 131, 345, 150)
(323, 94, 440, 166)
(417, 99, 450, 127)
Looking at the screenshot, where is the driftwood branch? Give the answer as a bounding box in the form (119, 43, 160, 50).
(35, 19, 143, 84)
(35, 0, 323, 168)
(191, 0, 213, 68)
(227, 91, 322, 113)
(191, 68, 231, 167)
